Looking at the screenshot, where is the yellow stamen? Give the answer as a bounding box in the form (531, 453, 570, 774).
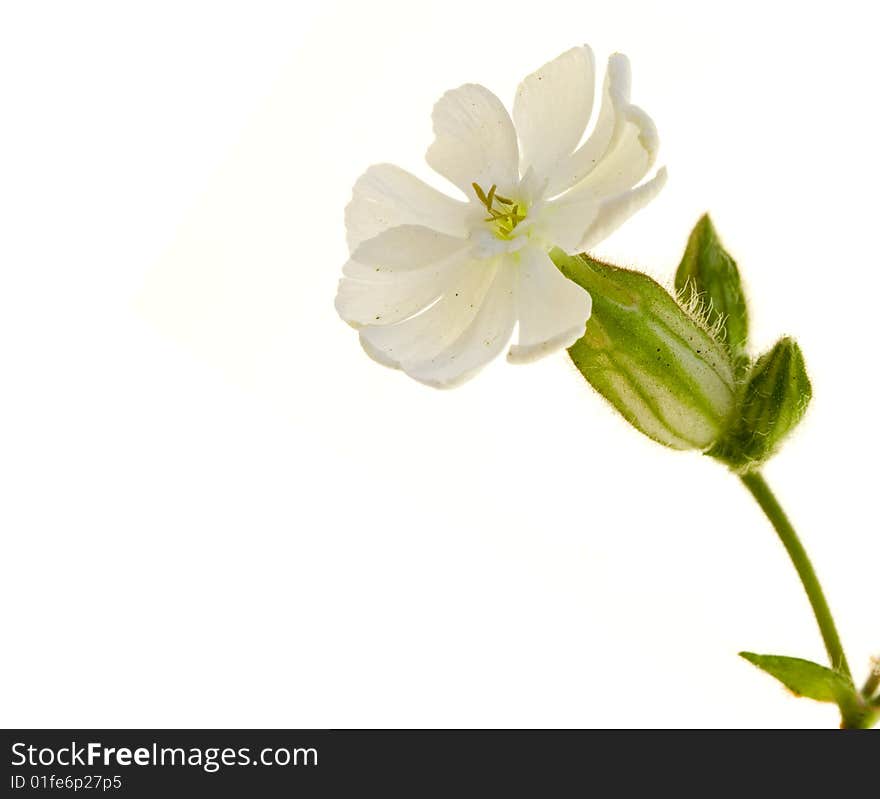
(472, 182, 527, 240)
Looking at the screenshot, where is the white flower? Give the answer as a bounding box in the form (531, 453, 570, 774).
(336, 45, 666, 388)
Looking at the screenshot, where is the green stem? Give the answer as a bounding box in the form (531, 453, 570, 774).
(739, 471, 852, 682)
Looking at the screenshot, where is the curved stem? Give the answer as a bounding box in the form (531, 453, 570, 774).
(739, 471, 852, 682)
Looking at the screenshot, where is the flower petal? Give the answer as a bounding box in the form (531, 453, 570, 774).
(361, 258, 516, 388)
(578, 167, 668, 251)
(394, 260, 518, 388)
(339, 224, 471, 326)
(345, 163, 470, 251)
(426, 84, 519, 198)
(351, 225, 469, 272)
(569, 103, 658, 200)
(548, 53, 657, 198)
(508, 246, 592, 364)
(335, 248, 470, 327)
(534, 194, 599, 253)
(359, 258, 499, 369)
(513, 45, 595, 189)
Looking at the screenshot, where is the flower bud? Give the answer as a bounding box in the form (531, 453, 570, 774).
(709, 337, 812, 470)
(552, 250, 736, 450)
(675, 214, 749, 372)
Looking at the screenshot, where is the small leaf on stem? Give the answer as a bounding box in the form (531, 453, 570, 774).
(740, 652, 878, 728)
(739, 652, 853, 703)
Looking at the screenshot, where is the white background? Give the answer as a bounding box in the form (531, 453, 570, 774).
(1, 1, 877, 728)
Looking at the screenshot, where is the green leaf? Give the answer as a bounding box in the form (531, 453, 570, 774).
(710, 337, 812, 470)
(740, 652, 879, 727)
(675, 214, 749, 370)
(739, 652, 853, 703)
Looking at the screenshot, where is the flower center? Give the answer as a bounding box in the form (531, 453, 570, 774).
(472, 182, 527, 240)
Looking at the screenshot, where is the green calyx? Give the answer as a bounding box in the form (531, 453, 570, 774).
(552, 248, 736, 451)
(554, 214, 813, 468)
